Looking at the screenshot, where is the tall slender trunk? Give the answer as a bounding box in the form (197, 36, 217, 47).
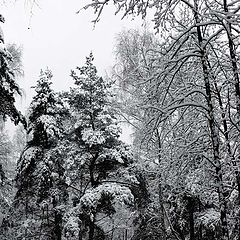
(88, 153, 99, 239)
(193, 1, 229, 239)
(89, 153, 99, 187)
(53, 211, 62, 240)
(213, 75, 240, 195)
(187, 197, 195, 240)
(52, 196, 62, 240)
(222, 1, 240, 238)
(156, 129, 167, 240)
(124, 229, 128, 240)
(89, 219, 95, 240)
(52, 160, 68, 240)
(223, 0, 240, 205)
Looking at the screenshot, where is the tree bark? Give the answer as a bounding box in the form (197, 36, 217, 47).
(89, 153, 99, 187)
(156, 129, 167, 240)
(223, 0, 240, 203)
(222, 1, 240, 238)
(89, 219, 95, 240)
(53, 210, 62, 240)
(193, 1, 229, 239)
(187, 197, 195, 240)
(52, 196, 62, 240)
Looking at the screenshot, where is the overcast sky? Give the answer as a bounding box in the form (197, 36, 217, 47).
(1, 0, 142, 140)
(1, 0, 142, 111)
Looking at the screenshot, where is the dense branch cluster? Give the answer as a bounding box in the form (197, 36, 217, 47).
(2, 0, 240, 239)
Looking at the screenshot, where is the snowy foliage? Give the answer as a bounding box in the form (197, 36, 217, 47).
(63, 214, 81, 239)
(82, 128, 106, 146)
(196, 209, 220, 230)
(80, 183, 134, 212)
(4, 0, 240, 239)
(27, 69, 66, 147)
(0, 31, 25, 125)
(59, 53, 136, 239)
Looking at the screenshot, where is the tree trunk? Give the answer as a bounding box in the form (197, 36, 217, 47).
(222, 1, 240, 238)
(52, 197, 62, 240)
(124, 229, 128, 240)
(53, 210, 62, 240)
(156, 129, 167, 240)
(158, 180, 167, 240)
(193, 1, 229, 239)
(187, 197, 195, 240)
(89, 153, 99, 187)
(89, 220, 95, 240)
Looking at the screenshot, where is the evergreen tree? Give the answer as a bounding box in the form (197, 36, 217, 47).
(0, 14, 25, 126)
(0, 13, 26, 238)
(0, 130, 15, 228)
(1, 69, 67, 240)
(63, 53, 134, 240)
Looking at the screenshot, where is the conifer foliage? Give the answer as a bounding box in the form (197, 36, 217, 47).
(1, 69, 67, 240)
(0, 13, 26, 238)
(0, 56, 134, 240)
(27, 69, 63, 147)
(62, 53, 134, 239)
(0, 14, 25, 126)
(3, 0, 240, 238)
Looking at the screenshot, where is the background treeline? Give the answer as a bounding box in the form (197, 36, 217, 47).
(1, 0, 240, 239)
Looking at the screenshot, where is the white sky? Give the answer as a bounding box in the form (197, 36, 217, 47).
(1, 0, 141, 140)
(1, 0, 143, 110)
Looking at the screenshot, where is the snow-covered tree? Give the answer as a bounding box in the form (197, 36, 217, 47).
(0, 130, 15, 228)
(63, 53, 134, 240)
(1, 69, 68, 240)
(0, 14, 25, 126)
(83, 1, 240, 238)
(0, 13, 26, 238)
